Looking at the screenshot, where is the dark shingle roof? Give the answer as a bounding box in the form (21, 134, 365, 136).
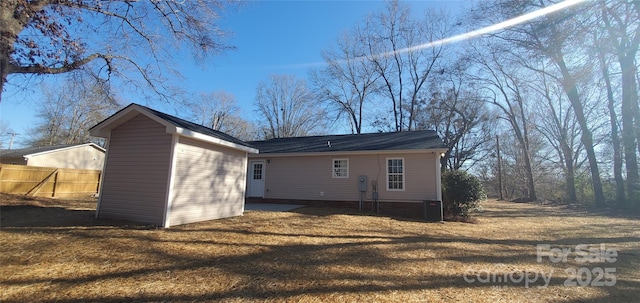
(248, 131, 446, 154)
(101, 103, 256, 149)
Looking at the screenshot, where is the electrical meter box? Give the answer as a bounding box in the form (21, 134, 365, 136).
(358, 175, 367, 192)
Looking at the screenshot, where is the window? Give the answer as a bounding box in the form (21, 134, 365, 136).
(387, 158, 404, 190)
(253, 163, 263, 180)
(333, 159, 349, 178)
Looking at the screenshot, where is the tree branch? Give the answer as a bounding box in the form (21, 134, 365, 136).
(8, 53, 112, 75)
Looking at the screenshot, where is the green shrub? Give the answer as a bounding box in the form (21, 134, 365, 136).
(442, 170, 486, 219)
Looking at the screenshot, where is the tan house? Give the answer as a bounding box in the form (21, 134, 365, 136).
(89, 103, 258, 227)
(90, 104, 447, 227)
(246, 131, 447, 217)
(0, 143, 105, 170)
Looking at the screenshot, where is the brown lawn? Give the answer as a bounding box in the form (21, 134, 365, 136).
(0, 193, 638, 302)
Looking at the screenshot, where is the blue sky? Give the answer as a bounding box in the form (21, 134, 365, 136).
(1, 0, 470, 148)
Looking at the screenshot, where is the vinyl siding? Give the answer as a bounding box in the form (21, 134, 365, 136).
(97, 114, 172, 225)
(168, 137, 247, 226)
(255, 152, 438, 203)
(27, 146, 105, 170)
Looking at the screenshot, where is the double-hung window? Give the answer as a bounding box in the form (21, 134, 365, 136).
(333, 159, 349, 178)
(387, 158, 404, 190)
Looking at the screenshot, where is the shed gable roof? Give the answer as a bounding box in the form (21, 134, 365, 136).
(248, 131, 447, 154)
(1, 143, 105, 158)
(90, 103, 258, 153)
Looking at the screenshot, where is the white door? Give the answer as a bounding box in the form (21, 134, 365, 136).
(248, 161, 265, 197)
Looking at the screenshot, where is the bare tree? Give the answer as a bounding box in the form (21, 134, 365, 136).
(470, 42, 538, 201)
(220, 116, 260, 142)
(600, 0, 640, 205)
(361, 0, 450, 131)
(186, 91, 239, 131)
(254, 74, 326, 139)
(29, 72, 120, 146)
(471, 0, 606, 205)
(595, 31, 626, 205)
(416, 60, 495, 171)
(1, 0, 235, 102)
(528, 67, 583, 202)
(183, 91, 259, 141)
(490, 132, 535, 200)
(311, 26, 380, 134)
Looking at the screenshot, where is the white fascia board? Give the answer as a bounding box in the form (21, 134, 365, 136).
(89, 106, 143, 137)
(163, 134, 180, 228)
(435, 154, 443, 201)
(88, 144, 107, 152)
(248, 148, 448, 158)
(90, 104, 171, 137)
(95, 134, 112, 219)
(173, 127, 259, 154)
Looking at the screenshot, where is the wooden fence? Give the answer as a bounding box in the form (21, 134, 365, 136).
(0, 164, 101, 198)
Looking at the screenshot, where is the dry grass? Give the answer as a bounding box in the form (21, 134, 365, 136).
(1, 193, 638, 303)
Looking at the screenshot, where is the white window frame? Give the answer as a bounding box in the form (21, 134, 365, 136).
(332, 158, 349, 178)
(252, 162, 264, 181)
(386, 157, 405, 191)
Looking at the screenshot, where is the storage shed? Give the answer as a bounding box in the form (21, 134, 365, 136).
(89, 103, 258, 227)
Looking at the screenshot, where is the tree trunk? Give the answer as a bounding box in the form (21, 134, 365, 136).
(619, 54, 640, 207)
(522, 146, 537, 201)
(518, 97, 537, 201)
(555, 56, 606, 206)
(636, 71, 640, 158)
(561, 141, 577, 202)
(0, 58, 6, 103)
(600, 49, 626, 205)
(601, 0, 640, 207)
(1, 1, 16, 103)
(0, 19, 16, 104)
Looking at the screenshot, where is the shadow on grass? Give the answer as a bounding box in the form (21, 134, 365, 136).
(289, 205, 445, 224)
(2, 228, 639, 303)
(1, 199, 639, 303)
(0, 205, 153, 230)
(488, 199, 640, 220)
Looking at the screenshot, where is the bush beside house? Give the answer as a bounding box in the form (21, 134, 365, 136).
(442, 170, 486, 220)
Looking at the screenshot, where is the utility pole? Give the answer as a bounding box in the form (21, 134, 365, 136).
(496, 135, 503, 200)
(6, 133, 18, 150)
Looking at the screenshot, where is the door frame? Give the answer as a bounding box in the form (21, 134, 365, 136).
(247, 160, 266, 198)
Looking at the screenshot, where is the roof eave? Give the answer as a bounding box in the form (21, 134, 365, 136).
(90, 104, 258, 154)
(23, 143, 105, 158)
(89, 104, 149, 137)
(174, 127, 259, 154)
(248, 147, 448, 158)
(90, 104, 179, 137)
